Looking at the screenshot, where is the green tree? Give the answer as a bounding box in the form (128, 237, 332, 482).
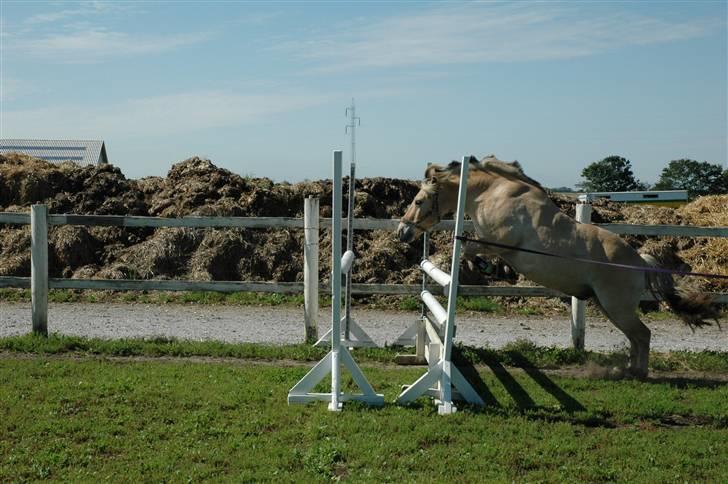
(653, 159, 728, 197)
(576, 156, 647, 192)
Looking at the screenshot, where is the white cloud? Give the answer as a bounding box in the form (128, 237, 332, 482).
(8, 28, 210, 63)
(1, 90, 329, 139)
(279, 3, 719, 71)
(24, 1, 135, 25)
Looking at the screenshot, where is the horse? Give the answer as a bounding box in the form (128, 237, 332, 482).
(397, 155, 720, 378)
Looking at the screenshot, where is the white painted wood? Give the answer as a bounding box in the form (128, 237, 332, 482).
(340, 250, 355, 274)
(397, 157, 482, 413)
(0, 213, 30, 224)
(4, 211, 727, 237)
(442, 158, 469, 362)
(420, 260, 451, 288)
(48, 279, 304, 293)
(288, 150, 383, 411)
(1, 275, 724, 302)
(31, 205, 49, 336)
(571, 202, 592, 351)
(48, 214, 306, 229)
(329, 150, 343, 411)
(303, 196, 320, 344)
(597, 223, 728, 237)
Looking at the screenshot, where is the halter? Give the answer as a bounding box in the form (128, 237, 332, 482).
(400, 188, 440, 232)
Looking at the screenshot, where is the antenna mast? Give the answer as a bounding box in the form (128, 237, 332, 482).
(345, 98, 360, 165)
(343, 99, 360, 341)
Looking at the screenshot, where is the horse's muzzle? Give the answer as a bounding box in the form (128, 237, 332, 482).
(397, 222, 416, 243)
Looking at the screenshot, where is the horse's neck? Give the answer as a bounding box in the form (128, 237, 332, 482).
(441, 173, 495, 215)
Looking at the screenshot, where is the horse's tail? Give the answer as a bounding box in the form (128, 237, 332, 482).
(640, 253, 721, 331)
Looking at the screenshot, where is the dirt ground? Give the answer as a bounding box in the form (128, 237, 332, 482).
(1, 302, 725, 352)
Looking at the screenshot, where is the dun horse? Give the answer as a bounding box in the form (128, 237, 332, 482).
(397, 155, 720, 377)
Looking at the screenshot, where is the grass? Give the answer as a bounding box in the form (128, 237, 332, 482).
(0, 288, 515, 315)
(0, 288, 307, 307)
(2, 333, 727, 373)
(1, 353, 727, 482)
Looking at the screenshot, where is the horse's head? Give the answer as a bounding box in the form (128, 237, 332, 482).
(397, 162, 461, 243)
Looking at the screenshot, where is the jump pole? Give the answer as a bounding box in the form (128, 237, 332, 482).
(396, 157, 484, 414)
(288, 150, 383, 411)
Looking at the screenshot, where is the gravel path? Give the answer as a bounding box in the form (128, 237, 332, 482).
(1, 302, 725, 352)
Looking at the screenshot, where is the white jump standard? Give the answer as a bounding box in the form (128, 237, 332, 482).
(288, 150, 384, 411)
(314, 155, 377, 348)
(396, 157, 484, 415)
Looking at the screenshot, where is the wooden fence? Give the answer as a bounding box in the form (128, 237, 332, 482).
(0, 203, 726, 339)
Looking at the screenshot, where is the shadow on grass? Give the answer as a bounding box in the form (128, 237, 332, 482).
(645, 375, 728, 390)
(449, 347, 612, 427)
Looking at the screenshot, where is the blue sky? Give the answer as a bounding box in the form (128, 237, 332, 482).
(1, 1, 726, 188)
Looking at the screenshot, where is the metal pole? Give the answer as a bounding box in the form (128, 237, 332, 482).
(303, 196, 320, 344)
(31, 204, 48, 336)
(344, 162, 355, 340)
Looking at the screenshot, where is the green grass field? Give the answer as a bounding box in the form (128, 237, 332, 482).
(1, 337, 727, 481)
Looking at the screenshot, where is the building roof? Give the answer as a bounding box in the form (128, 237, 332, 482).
(0, 139, 108, 165)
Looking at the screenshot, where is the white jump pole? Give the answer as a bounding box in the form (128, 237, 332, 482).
(397, 157, 484, 414)
(288, 150, 383, 410)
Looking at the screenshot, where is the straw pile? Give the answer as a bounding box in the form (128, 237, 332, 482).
(0, 153, 725, 300)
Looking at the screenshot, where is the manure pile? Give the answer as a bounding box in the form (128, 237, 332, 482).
(1, 154, 725, 297)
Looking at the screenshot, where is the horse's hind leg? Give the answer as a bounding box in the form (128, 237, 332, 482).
(594, 291, 651, 378)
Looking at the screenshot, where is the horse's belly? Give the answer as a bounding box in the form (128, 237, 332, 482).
(513, 260, 594, 299)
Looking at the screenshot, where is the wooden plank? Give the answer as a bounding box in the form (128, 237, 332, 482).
(596, 223, 728, 237)
(0, 213, 30, 225)
(571, 202, 592, 351)
(0, 276, 726, 302)
(3, 211, 727, 237)
(48, 279, 304, 293)
(303, 196, 319, 344)
(31, 205, 49, 336)
(0, 276, 30, 288)
(48, 214, 306, 229)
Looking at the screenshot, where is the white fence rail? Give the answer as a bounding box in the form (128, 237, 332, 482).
(1, 206, 726, 338)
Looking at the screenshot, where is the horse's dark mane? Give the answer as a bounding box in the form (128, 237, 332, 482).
(429, 155, 545, 192)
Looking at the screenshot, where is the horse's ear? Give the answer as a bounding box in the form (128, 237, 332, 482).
(424, 164, 439, 179)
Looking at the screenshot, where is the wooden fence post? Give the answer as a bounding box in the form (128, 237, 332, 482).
(571, 197, 592, 350)
(31, 204, 49, 336)
(303, 196, 320, 343)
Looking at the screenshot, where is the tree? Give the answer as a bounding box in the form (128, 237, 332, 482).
(576, 156, 647, 192)
(548, 186, 575, 193)
(653, 159, 728, 197)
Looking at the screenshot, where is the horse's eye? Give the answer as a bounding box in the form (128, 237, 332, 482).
(415, 200, 423, 206)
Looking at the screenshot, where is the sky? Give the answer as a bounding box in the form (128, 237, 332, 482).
(0, 1, 726, 188)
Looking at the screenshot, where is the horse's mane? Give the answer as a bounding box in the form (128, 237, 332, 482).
(424, 154, 545, 192)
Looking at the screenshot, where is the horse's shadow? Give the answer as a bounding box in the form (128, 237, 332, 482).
(453, 347, 607, 426)
(452, 348, 727, 428)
